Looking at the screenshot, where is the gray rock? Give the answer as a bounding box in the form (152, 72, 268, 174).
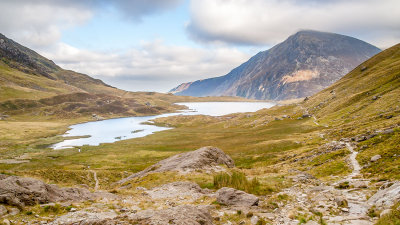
(0, 175, 94, 207)
(380, 209, 392, 217)
(145, 181, 209, 200)
(370, 155, 381, 162)
(368, 182, 400, 210)
(216, 187, 259, 207)
(8, 207, 19, 215)
(118, 146, 234, 184)
(49, 209, 117, 225)
(2, 219, 10, 225)
(250, 215, 259, 225)
(0, 205, 7, 216)
(125, 205, 213, 225)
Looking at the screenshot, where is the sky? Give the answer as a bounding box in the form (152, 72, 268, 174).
(0, 0, 399, 92)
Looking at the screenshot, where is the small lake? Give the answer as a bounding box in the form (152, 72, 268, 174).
(52, 102, 275, 149)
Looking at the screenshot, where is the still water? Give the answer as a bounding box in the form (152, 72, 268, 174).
(52, 102, 275, 149)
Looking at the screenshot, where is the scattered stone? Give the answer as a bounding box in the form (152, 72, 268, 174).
(386, 115, 393, 119)
(118, 146, 234, 184)
(8, 207, 19, 215)
(250, 215, 259, 225)
(2, 219, 10, 225)
(216, 187, 259, 207)
(0, 205, 7, 216)
(341, 207, 349, 212)
(372, 96, 379, 100)
(380, 209, 392, 217)
(0, 175, 95, 207)
(334, 197, 348, 207)
(302, 114, 312, 118)
(305, 221, 319, 225)
(370, 155, 381, 162)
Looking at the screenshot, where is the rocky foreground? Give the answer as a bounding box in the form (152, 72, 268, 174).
(0, 146, 399, 224)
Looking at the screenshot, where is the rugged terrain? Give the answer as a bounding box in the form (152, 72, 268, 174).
(171, 30, 381, 100)
(0, 37, 399, 224)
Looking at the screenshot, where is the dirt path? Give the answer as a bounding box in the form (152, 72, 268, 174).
(90, 170, 99, 191)
(271, 141, 375, 224)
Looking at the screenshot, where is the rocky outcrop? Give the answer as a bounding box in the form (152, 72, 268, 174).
(216, 187, 259, 207)
(118, 146, 234, 184)
(0, 175, 95, 207)
(124, 205, 213, 225)
(50, 205, 213, 225)
(49, 208, 118, 225)
(171, 30, 381, 100)
(367, 182, 400, 210)
(145, 181, 210, 200)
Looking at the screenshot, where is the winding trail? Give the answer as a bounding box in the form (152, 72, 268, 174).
(90, 170, 99, 191)
(345, 142, 361, 177)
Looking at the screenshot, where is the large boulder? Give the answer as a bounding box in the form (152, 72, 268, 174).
(118, 146, 234, 184)
(49, 209, 117, 225)
(367, 182, 400, 210)
(124, 205, 213, 225)
(0, 175, 94, 207)
(216, 187, 259, 207)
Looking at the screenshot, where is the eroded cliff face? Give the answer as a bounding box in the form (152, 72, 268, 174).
(171, 30, 381, 100)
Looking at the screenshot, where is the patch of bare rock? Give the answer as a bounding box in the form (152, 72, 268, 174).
(216, 187, 259, 207)
(118, 146, 234, 184)
(0, 175, 95, 208)
(144, 181, 211, 201)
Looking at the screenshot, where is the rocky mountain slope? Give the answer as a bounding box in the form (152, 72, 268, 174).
(171, 30, 381, 100)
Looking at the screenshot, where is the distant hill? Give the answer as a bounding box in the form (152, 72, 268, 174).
(0, 33, 185, 118)
(170, 30, 381, 100)
(0, 33, 123, 101)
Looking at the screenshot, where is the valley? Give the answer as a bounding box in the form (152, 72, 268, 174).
(0, 31, 399, 225)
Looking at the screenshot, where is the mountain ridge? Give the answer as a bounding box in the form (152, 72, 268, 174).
(171, 30, 381, 100)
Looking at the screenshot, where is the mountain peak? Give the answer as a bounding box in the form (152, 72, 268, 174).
(171, 30, 381, 100)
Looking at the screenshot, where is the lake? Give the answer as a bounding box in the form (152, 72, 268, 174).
(52, 102, 275, 149)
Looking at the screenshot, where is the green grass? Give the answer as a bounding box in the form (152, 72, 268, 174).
(213, 171, 261, 194)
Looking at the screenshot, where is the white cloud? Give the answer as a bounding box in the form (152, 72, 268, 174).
(40, 41, 250, 92)
(187, 0, 400, 48)
(0, 0, 92, 49)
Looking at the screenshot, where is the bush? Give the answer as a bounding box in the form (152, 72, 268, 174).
(213, 171, 261, 194)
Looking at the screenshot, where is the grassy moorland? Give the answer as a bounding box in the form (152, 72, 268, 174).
(1, 45, 399, 193)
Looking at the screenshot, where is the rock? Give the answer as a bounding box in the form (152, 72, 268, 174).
(368, 182, 400, 210)
(341, 207, 349, 212)
(372, 96, 379, 100)
(145, 182, 209, 200)
(49, 209, 117, 225)
(370, 155, 381, 162)
(386, 115, 393, 119)
(0, 175, 94, 207)
(124, 205, 213, 225)
(302, 114, 312, 118)
(118, 146, 234, 184)
(2, 219, 10, 225)
(380, 209, 392, 217)
(305, 221, 319, 225)
(8, 207, 19, 215)
(250, 215, 259, 225)
(216, 187, 259, 207)
(0, 205, 7, 216)
(334, 197, 348, 207)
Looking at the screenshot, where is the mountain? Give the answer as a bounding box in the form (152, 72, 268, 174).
(170, 30, 381, 100)
(0, 33, 124, 101)
(0, 33, 191, 118)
